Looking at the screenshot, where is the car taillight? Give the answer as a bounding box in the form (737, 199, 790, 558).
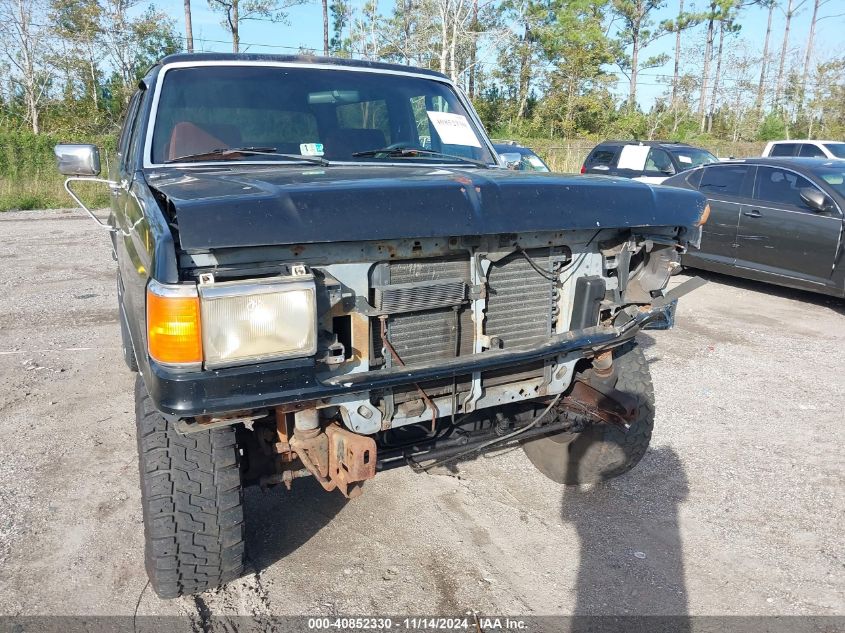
(580, 165, 586, 174)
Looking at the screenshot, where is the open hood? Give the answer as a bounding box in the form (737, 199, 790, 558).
(145, 165, 706, 251)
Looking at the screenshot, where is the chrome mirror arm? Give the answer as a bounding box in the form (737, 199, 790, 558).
(63, 177, 118, 232)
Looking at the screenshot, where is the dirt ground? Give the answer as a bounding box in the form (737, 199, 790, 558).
(0, 209, 843, 621)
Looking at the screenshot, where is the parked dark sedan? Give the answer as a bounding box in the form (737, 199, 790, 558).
(663, 158, 845, 298)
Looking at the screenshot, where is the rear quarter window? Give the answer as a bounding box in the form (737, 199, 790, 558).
(587, 148, 616, 167)
(769, 143, 797, 157)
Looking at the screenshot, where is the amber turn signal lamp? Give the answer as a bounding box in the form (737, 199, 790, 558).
(147, 282, 203, 365)
(697, 203, 711, 226)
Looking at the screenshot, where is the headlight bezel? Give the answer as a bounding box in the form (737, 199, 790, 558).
(197, 273, 319, 370)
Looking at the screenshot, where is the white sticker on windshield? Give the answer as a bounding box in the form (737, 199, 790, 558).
(300, 143, 324, 156)
(677, 154, 692, 164)
(426, 112, 482, 148)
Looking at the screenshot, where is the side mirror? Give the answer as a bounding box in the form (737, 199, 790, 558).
(54, 144, 101, 176)
(799, 187, 829, 213)
(499, 152, 522, 170)
(661, 165, 676, 176)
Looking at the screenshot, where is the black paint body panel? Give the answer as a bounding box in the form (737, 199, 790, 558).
(147, 166, 707, 251)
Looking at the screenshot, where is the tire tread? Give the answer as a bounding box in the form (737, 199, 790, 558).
(135, 376, 245, 598)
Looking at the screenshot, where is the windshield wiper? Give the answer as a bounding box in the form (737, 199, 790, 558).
(165, 147, 330, 166)
(351, 146, 489, 168)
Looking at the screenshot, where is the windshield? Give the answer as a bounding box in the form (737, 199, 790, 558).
(824, 143, 845, 159)
(813, 165, 845, 197)
(515, 150, 550, 172)
(150, 65, 496, 166)
(669, 148, 718, 171)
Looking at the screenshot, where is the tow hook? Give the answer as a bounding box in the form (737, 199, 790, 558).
(287, 409, 377, 499)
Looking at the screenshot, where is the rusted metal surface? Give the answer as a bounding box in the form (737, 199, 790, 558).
(349, 311, 370, 363)
(325, 424, 377, 498)
(591, 349, 614, 379)
(273, 408, 295, 463)
(562, 379, 638, 429)
(287, 423, 377, 498)
(260, 468, 311, 490)
(274, 401, 317, 415)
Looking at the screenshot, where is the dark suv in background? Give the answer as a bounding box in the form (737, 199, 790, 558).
(581, 141, 718, 183)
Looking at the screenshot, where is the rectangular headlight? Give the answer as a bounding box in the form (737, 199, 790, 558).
(198, 275, 317, 368)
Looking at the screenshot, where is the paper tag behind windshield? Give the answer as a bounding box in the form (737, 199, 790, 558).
(426, 112, 482, 148)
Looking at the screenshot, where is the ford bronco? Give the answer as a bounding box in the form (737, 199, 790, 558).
(55, 53, 708, 598)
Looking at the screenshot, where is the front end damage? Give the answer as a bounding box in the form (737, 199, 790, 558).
(160, 225, 700, 498)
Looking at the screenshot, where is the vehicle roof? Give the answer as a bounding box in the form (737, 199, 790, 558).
(593, 140, 697, 149)
(154, 52, 449, 80)
(766, 139, 845, 144)
(492, 143, 538, 155)
(686, 157, 844, 175)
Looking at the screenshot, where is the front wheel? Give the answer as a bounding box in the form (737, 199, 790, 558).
(522, 341, 654, 485)
(135, 377, 246, 597)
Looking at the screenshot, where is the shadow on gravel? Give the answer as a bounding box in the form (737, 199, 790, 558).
(561, 446, 690, 624)
(242, 477, 347, 572)
(690, 269, 845, 316)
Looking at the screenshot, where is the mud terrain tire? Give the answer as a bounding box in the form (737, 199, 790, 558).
(135, 376, 245, 598)
(522, 341, 654, 485)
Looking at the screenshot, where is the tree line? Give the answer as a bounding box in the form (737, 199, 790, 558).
(0, 0, 843, 144)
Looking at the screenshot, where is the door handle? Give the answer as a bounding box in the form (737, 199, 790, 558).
(743, 209, 762, 218)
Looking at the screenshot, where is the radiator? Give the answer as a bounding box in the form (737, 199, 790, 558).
(485, 250, 554, 348)
(371, 252, 555, 368)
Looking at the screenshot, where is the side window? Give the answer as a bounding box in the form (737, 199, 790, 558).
(118, 91, 143, 169)
(798, 143, 825, 158)
(124, 91, 147, 170)
(644, 148, 674, 174)
(769, 143, 797, 157)
(686, 167, 704, 189)
(587, 148, 615, 168)
(754, 166, 818, 210)
(699, 165, 750, 196)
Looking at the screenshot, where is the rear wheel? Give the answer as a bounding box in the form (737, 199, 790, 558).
(522, 341, 654, 485)
(135, 377, 246, 597)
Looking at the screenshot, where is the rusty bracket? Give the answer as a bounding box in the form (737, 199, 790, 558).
(326, 424, 377, 499)
(288, 423, 377, 498)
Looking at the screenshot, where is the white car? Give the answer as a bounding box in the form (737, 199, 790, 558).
(762, 140, 845, 159)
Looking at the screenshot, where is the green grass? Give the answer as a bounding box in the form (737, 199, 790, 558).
(0, 173, 110, 212)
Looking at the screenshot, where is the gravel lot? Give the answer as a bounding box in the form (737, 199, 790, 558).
(0, 209, 842, 622)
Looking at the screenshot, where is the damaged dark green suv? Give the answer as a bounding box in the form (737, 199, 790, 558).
(55, 53, 708, 598)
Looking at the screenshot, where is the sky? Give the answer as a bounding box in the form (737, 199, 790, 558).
(151, 0, 844, 108)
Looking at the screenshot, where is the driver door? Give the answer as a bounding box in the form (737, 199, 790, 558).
(736, 166, 841, 284)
